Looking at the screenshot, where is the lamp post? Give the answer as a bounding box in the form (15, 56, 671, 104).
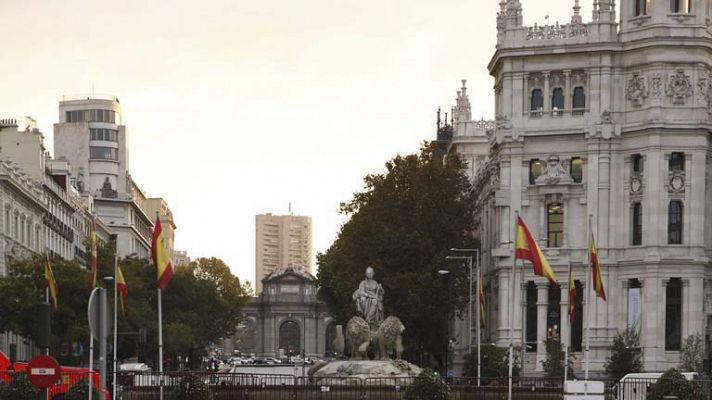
(449, 248, 481, 385)
(438, 269, 451, 379)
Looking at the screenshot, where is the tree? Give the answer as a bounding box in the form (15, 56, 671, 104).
(541, 337, 574, 378)
(648, 369, 704, 400)
(317, 143, 477, 369)
(463, 344, 520, 378)
(404, 369, 452, 400)
(0, 251, 250, 370)
(605, 328, 642, 381)
(0, 372, 38, 400)
(680, 334, 704, 374)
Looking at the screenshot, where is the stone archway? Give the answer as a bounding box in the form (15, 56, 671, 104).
(279, 320, 300, 356)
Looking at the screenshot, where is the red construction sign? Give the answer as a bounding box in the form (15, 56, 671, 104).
(26, 355, 61, 389)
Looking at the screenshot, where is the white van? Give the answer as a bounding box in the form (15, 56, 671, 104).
(615, 372, 698, 400)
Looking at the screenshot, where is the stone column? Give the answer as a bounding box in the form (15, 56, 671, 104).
(560, 282, 570, 348)
(543, 72, 551, 113)
(564, 70, 572, 111)
(536, 282, 549, 371)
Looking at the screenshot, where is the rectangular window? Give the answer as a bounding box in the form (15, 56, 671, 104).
(665, 278, 682, 351)
(671, 0, 691, 13)
(547, 284, 561, 338)
(571, 280, 584, 352)
(571, 157, 583, 183)
(573, 87, 586, 110)
(89, 146, 118, 160)
(4, 209, 8, 234)
(632, 202, 643, 246)
(90, 128, 118, 142)
(529, 159, 545, 184)
(635, 0, 649, 15)
(525, 282, 537, 353)
(632, 154, 644, 173)
(547, 203, 564, 248)
(627, 279, 642, 330)
(670, 152, 685, 172)
(668, 201, 683, 244)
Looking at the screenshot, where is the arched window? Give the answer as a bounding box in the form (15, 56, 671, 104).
(531, 89, 544, 113)
(668, 201, 683, 244)
(551, 88, 565, 115)
(547, 203, 564, 248)
(632, 202, 643, 246)
(279, 321, 301, 356)
(573, 87, 586, 110)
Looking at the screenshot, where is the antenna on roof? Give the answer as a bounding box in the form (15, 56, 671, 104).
(289, 201, 292, 215)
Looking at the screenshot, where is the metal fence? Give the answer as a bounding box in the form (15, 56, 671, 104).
(110, 372, 712, 400)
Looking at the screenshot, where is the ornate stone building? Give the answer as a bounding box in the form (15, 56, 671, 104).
(442, 0, 712, 375)
(227, 267, 335, 359)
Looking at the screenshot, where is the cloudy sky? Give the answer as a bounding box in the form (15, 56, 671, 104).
(0, 0, 594, 285)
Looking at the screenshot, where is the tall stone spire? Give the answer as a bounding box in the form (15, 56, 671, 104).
(454, 80, 472, 123)
(572, 0, 582, 24)
(504, 0, 523, 28)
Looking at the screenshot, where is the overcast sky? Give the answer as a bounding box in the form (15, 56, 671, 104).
(0, 0, 594, 285)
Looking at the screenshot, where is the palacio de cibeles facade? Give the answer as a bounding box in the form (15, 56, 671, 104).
(438, 0, 712, 377)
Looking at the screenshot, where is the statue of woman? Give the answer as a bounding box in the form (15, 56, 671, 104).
(352, 267, 384, 329)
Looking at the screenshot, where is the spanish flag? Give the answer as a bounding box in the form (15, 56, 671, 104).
(152, 217, 174, 290)
(88, 217, 97, 291)
(44, 256, 58, 311)
(590, 234, 606, 301)
(117, 265, 128, 317)
(568, 264, 576, 322)
(479, 279, 486, 326)
(515, 216, 558, 285)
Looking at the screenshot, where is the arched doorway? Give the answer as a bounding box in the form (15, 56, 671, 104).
(325, 322, 337, 357)
(279, 320, 301, 356)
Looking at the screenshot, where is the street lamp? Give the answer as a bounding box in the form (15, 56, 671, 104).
(437, 269, 451, 378)
(448, 248, 481, 385)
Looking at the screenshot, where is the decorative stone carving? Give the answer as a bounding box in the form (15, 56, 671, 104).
(666, 69, 693, 105)
(589, 110, 621, 139)
(626, 73, 648, 107)
(668, 172, 686, 194)
(352, 267, 384, 329)
(495, 114, 513, 131)
(572, 70, 587, 86)
(651, 73, 663, 98)
(535, 155, 573, 185)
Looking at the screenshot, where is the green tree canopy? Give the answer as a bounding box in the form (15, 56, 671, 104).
(317, 143, 477, 368)
(605, 327, 643, 381)
(0, 250, 250, 370)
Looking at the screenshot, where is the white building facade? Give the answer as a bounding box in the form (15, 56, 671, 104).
(443, 0, 712, 375)
(54, 97, 156, 259)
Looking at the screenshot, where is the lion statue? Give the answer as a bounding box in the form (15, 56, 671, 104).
(374, 316, 405, 360)
(346, 316, 371, 360)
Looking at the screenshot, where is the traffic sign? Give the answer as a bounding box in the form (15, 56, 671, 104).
(27, 355, 60, 389)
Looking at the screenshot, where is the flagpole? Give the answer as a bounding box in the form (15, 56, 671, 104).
(112, 241, 119, 400)
(565, 261, 571, 383)
(585, 214, 592, 381)
(157, 287, 164, 400)
(476, 250, 481, 387)
(508, 210, 519, 400)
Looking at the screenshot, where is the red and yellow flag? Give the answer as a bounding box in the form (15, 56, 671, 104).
(88, 217, 97, 291)
(515, 216, 559, 285)
(590, 234, 606, 301)
(117, 265, 128, 317)
(568, 264, 576, 322)
(479, 279, 486, 326)
(152, 217, 174, 290)
(44, 256, 58, 311)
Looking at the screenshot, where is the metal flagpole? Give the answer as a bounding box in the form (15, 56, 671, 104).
(157, 288, 164, 400)
(45, 286, 50, 400)
(476, 250, 482, 387)
(469, 255, 473, 356)
(112, 248, 119, 400)
(508, 210, 519, 400)
(585, 214, 592, 381)
(88, 288, 96, 400)
(564, 261, 571, 383)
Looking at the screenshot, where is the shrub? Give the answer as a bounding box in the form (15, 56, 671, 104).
(404, 369, 452, 400)
(173, 374, 212, 400)
(648, 368, 704, 400)
(605, 328, 642, 381)
(463, 344, 521, 378)
(680, 334, 705, 374)
(63, 379, 103, 400)
(541, 337, 574, 378)
(0, 372, 38, 400)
